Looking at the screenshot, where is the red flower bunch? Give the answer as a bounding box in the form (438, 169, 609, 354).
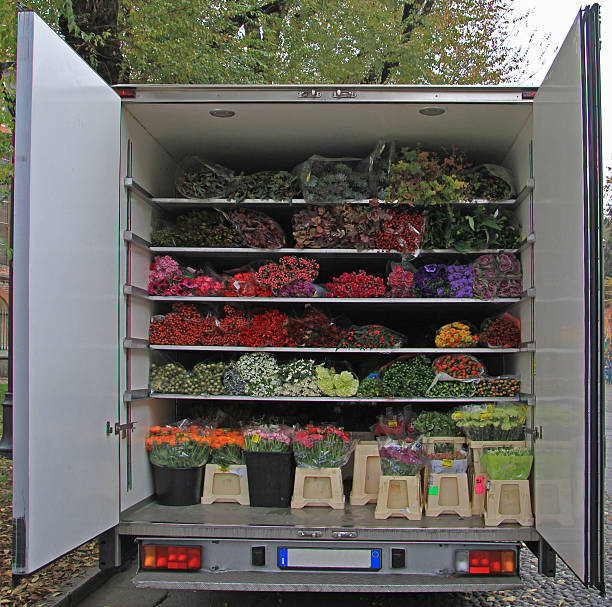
(386, 265, 414, 298)
(222, 272, 273, 297)
(337, 325, 402, 349)
(375, 210, 424, 254)
(256, 256, 319, 290)
(238, 308, 295, 347)
(292, 425, 351, 468)
(285, 307, 345, 347)
(432, 354, 484, 380)
(149, 303, 204, 345)
(480, 314, 521, 348)
(326, 270, 385, 298)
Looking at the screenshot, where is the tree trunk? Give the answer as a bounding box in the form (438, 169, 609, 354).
(58, 0, 123, 84)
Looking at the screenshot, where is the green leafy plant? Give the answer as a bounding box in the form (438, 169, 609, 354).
(229, 171, 301, 202)
(413, 411, 460, 437)
(380, 355, 435, 397)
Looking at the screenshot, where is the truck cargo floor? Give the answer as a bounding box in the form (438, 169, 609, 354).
(119, 501, 537, 542)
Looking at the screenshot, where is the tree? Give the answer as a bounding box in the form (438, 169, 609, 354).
(120, 0, 532, 85)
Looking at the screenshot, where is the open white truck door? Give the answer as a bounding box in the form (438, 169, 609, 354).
(13, 12, 120, 573)
(533, 5, 604, 591)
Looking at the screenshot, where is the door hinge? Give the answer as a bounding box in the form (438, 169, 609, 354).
(106, 421, 135, 437)
(297, 89, 321, 99)
(332, 89, 356, 99)
(524, 425, 542, 440)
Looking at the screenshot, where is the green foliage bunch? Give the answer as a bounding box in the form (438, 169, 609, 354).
(413, 410, 460, 436)
(386, 147, 469, 205)
(380, 355, 435, 397)
(230, 171, 301, 202)
(315, 366, 359, 397)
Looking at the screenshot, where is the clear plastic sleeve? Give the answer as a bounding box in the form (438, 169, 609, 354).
(452, 403, 527, 441)
(294, 155, 370, 203)
(229, 170, 301, 202)
(385, 262, 414, 297)
(377, 436, 428, 476)
(243, 423, 293, 452)
(364, 140, 396, 199)
(431, 353, 485, 380)
(464, 164, 516, 201)
(473, 376, 521, 398)
(292, 425, 354, 468)
(175, 156, 235, 199)
(480, 312, 521, 348)
(373, 408, 406, 438)
(472, 253, 522, 300)
(482, 447, 533, 480)
(336, 324, 406, 349)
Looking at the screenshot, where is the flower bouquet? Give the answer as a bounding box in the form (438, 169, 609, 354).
(482, 447, 533, 480)
(373, 408, 408, 438)
(472, 253, 522, 299)
(326, 270, 386, 298)
(434, 322, 479, 348)
(413, 264, 448, 297)
(209, 429, 246, 468)
(480, 313, 521, 348)
(146, 424, 212, 506)
(377, 436, 427, 476)
(386, 264, 414, 297)
(315, 366, 359, 397)
(256, 256, 319, 292)
(244, 425, 294, 508)
(453, 404, 527, 441)
(292, 425, 352, 468)
(336, 325, 405, 349)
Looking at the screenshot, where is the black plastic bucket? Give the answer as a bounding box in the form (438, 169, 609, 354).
(151, 464, 204, 506)
(245, 451, 295, 507)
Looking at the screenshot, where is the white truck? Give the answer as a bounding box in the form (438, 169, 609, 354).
(12, 6, 604, 594)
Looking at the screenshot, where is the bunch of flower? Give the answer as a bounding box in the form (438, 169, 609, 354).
(285, 307, 345, 347)
(413, 264, 448, 297)
(277, 359, 321, 397)
(373, 409, 407, 438)
(386, 265, 414, 298)
(244, 425, 292, 452)
(256, 256, 319, 290)
(228, 209, 284, 248)
(192, 362, 226, 395)
(357, 376, 381, 398)
(429, 444, 467, 460)
(480, 314, 521, 348)
(239, 308, 295, 347)
(326, 271, 385, 298)
(222, 364, 248, 395)
(432, 354, 484, 379)
(148, 256, 197, 296)
(146, 425, 211, 468)
(472, 253, 522, 299)
(447, 264, 473, 298)
(193, 275, 223, 296)
(300, 159, 369, 203)
(435, 322, 479, 348)
(229, 170, 301, 202)
(149, 303, 204, 345)
(377, 437, 427, 476)
(380, 356, 436, 398)
(212, 306, 251, 345)
(337, 325, 403, 349)
(235, 352, 281, 396)
(222, 272, 273, 297)
(473, 377, 521, 398)
(292, 425, 351, 468)
(452, 403, 527, 441)
(374, 209, 424, 253)
(482, 446, 533, 480)
(413, 411, 461, 437)
(426, 381, 475, 398)
(149, 362, 204, 395)
(315, 366, 359, 397)
(209, 429, 246, 468)
(277, 281, 317, 298)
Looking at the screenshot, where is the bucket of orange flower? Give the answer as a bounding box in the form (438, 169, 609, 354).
(146, 424, 211, 506)
(202, 429, 250, 505)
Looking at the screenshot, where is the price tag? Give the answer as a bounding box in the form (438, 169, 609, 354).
(480, 412, 491, 420)
(388, 421, 398, 428)
(252, 434, 261, 443)
(474, 476, 485, 495)
(486, 404, 495, 412)
(442, 459, 453, 468)
(428, 486, 439, 495)
(452, 411, 463, 420)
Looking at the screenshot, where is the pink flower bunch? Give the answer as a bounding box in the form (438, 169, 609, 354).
(386, 265, 414, 297)
(244, 425, 292, 452)
(256, 256, 319, 290)
(292, 425, 351, 468)
(149, 255, 180, 282)
(193, 275, 223, 296)
(148, 255, 199, 296)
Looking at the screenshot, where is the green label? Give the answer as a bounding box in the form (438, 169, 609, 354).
(428, 486, 439, 495)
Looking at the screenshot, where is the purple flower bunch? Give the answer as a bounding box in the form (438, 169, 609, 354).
(447, 264, 473, 298)
(413, 263, 448, 297)
(277, 280, 317, 298)
(378, 438, 427, 476)
(473, 253, 522, 299)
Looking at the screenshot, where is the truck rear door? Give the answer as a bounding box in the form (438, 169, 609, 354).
(13, 12, 120, 573)
(533, 5, 604, 591)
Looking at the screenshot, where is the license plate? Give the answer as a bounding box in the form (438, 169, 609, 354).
(277, 548, 381, 570)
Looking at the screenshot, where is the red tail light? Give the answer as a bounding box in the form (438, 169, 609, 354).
(455, 549, 516, 575)
(115, 87, 136, 98)
(141, 544, 201, 571)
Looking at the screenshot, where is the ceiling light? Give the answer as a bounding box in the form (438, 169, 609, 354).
(209, 109, 236, 118)
(419, 106, 446, 116)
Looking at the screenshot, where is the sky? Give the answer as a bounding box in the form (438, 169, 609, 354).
(510, 0, 610, 168)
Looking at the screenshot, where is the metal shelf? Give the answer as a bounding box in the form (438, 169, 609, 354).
(131, 392, 521, 403)
(134, 342, 524, 354)
(124, 285, 527, 305)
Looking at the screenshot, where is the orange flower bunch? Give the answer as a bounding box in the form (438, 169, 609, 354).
(146, 425, 211, 468)
(434, 322, 478, 348)
(209, 428, 246, 468)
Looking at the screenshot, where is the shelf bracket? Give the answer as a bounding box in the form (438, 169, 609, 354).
(123, 337, 150, 349)
(123, 389, 151, 402)
(124, 177, 164, 212)
(124, 231, 151, 250)
(512, 178, 535, 207)
(123, 284, 149, 299)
